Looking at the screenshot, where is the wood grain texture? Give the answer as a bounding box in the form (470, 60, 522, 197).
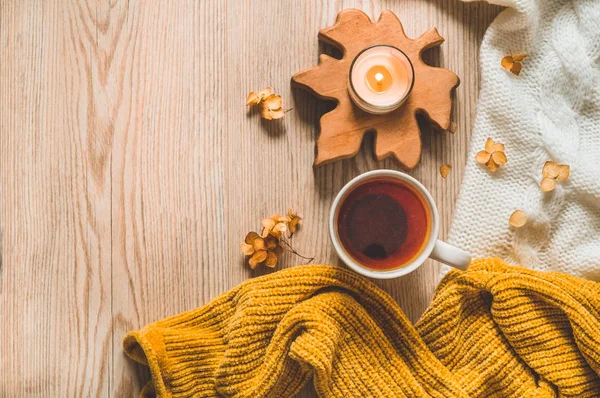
(0, 0, 502, 396)
(292, 9, 459, 169)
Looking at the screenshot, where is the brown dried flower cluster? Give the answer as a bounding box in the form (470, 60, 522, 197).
(509, 161, 571, 228)
(246, 87, 286, 120)
(241, 209, 309, 269)
(502, 53, 527, 76)
(476, 138, 507, 172)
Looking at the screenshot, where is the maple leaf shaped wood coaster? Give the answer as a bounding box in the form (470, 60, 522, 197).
(292, 9, 460, 168)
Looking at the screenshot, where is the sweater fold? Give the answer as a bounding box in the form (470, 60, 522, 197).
(124, 258, 600, 397)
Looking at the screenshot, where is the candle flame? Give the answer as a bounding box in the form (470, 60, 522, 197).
(375, 73, 384, 84)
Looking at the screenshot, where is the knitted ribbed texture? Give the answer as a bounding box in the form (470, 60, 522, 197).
(447, 0, 600, 279)
(123, 258, 600, 397)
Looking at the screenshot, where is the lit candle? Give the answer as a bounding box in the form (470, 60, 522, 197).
(348, 45, 414, 114)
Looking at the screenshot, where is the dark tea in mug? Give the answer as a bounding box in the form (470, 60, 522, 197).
(336, 177, 431, 271)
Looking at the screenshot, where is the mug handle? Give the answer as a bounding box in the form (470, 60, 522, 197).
(429, 240, 471, 271)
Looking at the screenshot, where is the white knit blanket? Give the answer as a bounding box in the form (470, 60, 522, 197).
(447, 0, 600, 280)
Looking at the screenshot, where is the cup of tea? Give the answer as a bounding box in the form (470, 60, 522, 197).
(329, 170, 471, 279)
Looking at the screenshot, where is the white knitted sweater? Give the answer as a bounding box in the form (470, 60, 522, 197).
(447, 0, 600, 280)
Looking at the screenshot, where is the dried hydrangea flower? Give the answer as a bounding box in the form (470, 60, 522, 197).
(246, 87, 274, 106)
(475, 137, 507, 172)
(440, 164, 452, 178)
(240, 232, 268, 269)
(509, 210, 528, 228)
(501, 54, 527, 75)
(540, 161, 570, 192)
(260, 94, 285, 120)
(287, 209, 302, 234)
(246, 87, 287, 120)
(261, 214, 288, 238)
(241, 210, 311, 269)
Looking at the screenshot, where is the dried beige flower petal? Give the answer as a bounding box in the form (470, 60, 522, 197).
(260, 94, 285, 120)
(240, 232, 262, 256)
(475, 150, 491, 164)
(509, 210, 528, 228)
(485, 138, 504, 153)
(260, 107, 285, 120)
(540, 177, 557, 192)
(245, 231, 260, 244)
(261, 215, 287, 238)
(440, 164, 452, 178)
(240, 242, 254, 256)
(287, 209, 302, 233)
(249, 250, 268, 269)
(253, 237, 266, 251)
(257, 87, 273, 101)
(246, 92, 260, 106)
(264, 94, 282, 110)
(476, 137, 506, 172)
(264, 234, 278, 250)
(265, 251, 278, 268)
(502, 54, 527, 76)
(541, 161, 570, 192)
(492, 151, 507, 165)
(448, 122, 457, 134)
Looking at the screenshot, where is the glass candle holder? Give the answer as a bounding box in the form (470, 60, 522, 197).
(348, 45, 415, 115)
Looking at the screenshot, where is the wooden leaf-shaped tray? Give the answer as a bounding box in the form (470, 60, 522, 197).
(292, 9, 460, 168)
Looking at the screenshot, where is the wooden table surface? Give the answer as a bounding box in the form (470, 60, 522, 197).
(1, 1, 502, 396)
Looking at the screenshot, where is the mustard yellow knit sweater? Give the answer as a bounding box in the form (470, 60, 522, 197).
(123, 258, 600, 397)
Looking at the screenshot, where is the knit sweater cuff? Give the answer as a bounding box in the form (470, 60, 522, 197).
(124, 324, 226, 397)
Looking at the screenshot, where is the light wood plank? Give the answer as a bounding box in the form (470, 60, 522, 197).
(0, 0, 502, 396)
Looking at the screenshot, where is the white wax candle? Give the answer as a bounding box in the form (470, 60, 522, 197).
(348, 45, 414, 114)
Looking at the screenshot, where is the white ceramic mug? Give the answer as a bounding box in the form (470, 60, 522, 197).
(329, 170, 471, 279)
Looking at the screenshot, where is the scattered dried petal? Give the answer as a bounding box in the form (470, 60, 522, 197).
(557, 165, 570, 181)
(240, 242, 254, 256)
(245, 231, 260, 245)
(543, 161, 560, 179)
(510, 62, 522, 75)
(246, 92, 260, 106)
(267, 108, 285, 120)
(274, 245, 284, 256)
(501, 56, 514, 71)
(448, 122, 457, 134)
(287, 209, 303, 233)
(261, 218, 276, 237)
(541, 161, 570, 191)
(250, 250, 267, 264)
(478, 138, 506, 172)
(264, 94, 282, 110)
(253, 237, 265, 251)
(475, 150, 491, 164)
(264, 234, 278, 250)
(502, 54, 527, 75)
(492, 151, 507, 166)
(540, 177, 557, 192)
(257, 87, 273, 101)
(509, 210, 528, 228)
(271, 222, 287, 238)
(265, 251, 278, 268)
(484, 137, 495, 153)
(440, 164, 452, 178)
